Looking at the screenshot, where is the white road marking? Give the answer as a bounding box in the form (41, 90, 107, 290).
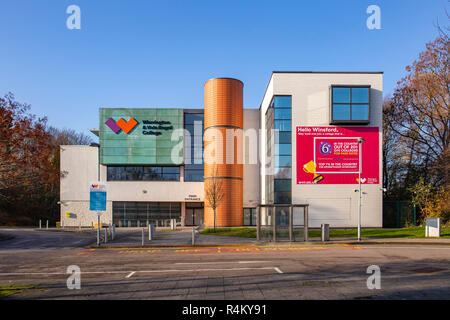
(175, 261, 270, 265)
(126, 271, 136, 278)
(274, 267, 283, 274)
(360, 246, 450, 250)
(0, 267, 280, 276)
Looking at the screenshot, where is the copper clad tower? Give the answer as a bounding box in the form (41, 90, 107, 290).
(204, 78, 244, 227)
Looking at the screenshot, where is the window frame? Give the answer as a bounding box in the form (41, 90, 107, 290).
(330, 85, 371, 124)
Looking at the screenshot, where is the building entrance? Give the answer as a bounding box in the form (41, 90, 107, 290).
(185, 203, 204, 226)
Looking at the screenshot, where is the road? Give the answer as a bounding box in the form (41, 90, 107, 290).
(0, 229, 449, 300)
(0, 228, 95, 250)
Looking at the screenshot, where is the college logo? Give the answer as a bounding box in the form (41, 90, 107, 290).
(105, 117, 138, 134)
(318, 141, 333, 155)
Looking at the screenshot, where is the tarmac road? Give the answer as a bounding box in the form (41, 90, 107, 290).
(0, 229, 449, 300)
(0, 228, 96, 250)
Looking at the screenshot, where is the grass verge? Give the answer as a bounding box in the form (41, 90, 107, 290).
(201, 226, 450, 239)
(0, 284, 36, 298)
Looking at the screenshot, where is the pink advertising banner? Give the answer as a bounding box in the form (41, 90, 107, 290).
(296, 126, 379, 185)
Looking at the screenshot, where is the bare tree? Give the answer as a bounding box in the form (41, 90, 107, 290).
(204, 166, 224, 232)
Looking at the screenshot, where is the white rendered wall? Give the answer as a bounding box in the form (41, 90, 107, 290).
(243, 108, 260, 208)
(60, 145, 204, 227)
(260, 72, 383, 228)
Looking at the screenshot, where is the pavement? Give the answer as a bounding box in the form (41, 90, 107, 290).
(0, 227, 449, 300)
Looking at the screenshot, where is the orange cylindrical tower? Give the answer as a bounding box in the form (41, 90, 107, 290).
(204, 78, 243, 227)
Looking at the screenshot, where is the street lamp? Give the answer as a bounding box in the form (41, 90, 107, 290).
(89, 142, 101, 245)
(357, 137, 365, 241)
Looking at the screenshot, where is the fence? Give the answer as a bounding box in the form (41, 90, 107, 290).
(383, 200, 416, 228)
(256, 204, 309, 242)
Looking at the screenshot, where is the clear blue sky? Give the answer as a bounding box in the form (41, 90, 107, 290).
(0, 0, 448, 138)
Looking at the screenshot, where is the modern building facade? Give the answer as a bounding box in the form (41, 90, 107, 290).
(60, 71, 383, 228)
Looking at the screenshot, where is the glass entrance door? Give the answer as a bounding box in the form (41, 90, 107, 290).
(185, 207, 204, 226)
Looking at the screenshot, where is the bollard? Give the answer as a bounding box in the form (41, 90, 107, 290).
(46, 220, 49, 229)
(111, 224, 115, 240)
(148, 224, 152, 240)
(321, 224, 330, 242)
(78, 221, 81, 231)
(39, 220, 42, 229)
(104, 227, 108, 243)
(141, 228, 144, 246)
(192, 227, 195, 246)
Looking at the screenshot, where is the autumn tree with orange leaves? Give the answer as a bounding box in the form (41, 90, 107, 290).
(383, 34, 449, 222)
(0, 93, 92, 225)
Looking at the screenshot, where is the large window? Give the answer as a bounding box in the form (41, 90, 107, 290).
(184, 112, 204, 181)
(113, 202, 181, 227)
(265, 96, 292, 205)
(107, 166, 180, 181)
(331, 86, 370, 123)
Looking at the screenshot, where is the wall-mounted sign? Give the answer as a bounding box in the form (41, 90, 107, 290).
(99, 108, 183, 165)
(142, 120, 174, 136)
(185, 194, 201, 201)
(296, 126, 379, 184)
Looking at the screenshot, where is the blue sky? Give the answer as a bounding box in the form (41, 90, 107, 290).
(0, 0, 448, 137)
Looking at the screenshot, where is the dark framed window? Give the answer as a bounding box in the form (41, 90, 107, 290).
(113, 201, 181, 227)
(184, 111, 204, 181)
(107, 166, 180, 181)
(265, 95, 292, 205)
(243, 208, 256, 226)
(330, 86, 370, 124)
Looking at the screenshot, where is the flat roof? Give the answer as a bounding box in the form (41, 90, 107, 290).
(272, 71, 383, 74)
(259, 70, 384, 109)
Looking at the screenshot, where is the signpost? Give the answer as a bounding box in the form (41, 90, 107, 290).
(89, 182, 107, 246)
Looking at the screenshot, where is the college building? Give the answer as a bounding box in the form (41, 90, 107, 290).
(60, 71, 383, 228)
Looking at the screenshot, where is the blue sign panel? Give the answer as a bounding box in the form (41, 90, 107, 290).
(90, 191, 106, 211)
(89, 183, 107, 211)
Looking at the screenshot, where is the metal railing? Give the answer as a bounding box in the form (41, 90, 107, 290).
(256, 204, 309, 242)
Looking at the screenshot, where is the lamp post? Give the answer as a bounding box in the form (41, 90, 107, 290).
(357, 137, 365, 241)
(89, 142, 101, 245)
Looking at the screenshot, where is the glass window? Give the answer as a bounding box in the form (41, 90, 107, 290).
(243, 208, 256, 226)
(113, 201, 181, 227)
(184, 169, 204, 182)
(351, 104, 369, 120)
(275, 143, 291, 156)
(332, 87, 350, 103)
(277, 132, 291, 144)
(274, 120, 291, 131)
(184, 112, 204, 179)
(274, 167, 291, 179)
(274, 108, 291, 120)
(331, 86, 370, 123)
(333, 104, 350, 120)
(267, 95, 292, 205)
(185, 113, 204, 123)
(107, 166, 180, 181)
(162, 167, 180, 174)
(274, 191, 291, 204)
(274, 179, 291, 192)
(275, 156, 291, 167)
(273, 96, 292, 108)
(351, 87, 369, 103)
